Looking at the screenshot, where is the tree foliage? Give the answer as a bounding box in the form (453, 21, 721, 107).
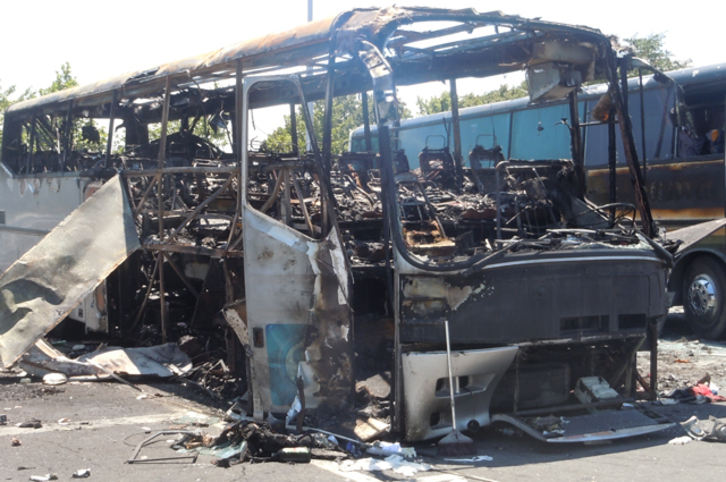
(38, 63, 108, 152)
(38, 62, 78, 96)
(416, 82, 528, 116)
(624, 33, 692, 72)
(262, 94, 410, 155)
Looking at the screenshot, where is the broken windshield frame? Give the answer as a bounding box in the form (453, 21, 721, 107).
(351, 14, 655, 273)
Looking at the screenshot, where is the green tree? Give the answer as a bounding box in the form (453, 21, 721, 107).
(262, 94, 410, 155)
(416, 82, 529, 116)
(624, 33, 692, 72)
(33, 63, 107, 152)
(38, 62, 78, 96)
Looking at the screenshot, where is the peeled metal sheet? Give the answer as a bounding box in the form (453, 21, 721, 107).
(19, 339, 192, 379)
(401, 346, 518, 441)
(491, 411, 675, 443)
(0, 175, 139, 367)
(670, 218, 726, 257)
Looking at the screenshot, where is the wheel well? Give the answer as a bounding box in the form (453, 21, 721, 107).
(670, 251, 726, 305)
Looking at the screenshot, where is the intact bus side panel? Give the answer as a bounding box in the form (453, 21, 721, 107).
(587, 159, 725, 227)
(0, 168, 90, 272)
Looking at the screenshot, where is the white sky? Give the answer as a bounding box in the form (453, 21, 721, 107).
(2, 0, 723, 129)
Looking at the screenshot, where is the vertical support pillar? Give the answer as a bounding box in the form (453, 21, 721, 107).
(27, 114, 37, 174)
(568, 90, 585, 198)
(232, 60, 244, 242)
(158, 76, 172, 342)
(289, 103, 298, 156)
(608, 105, 617, 222)
(158, 252, 167, 342)
(648, 318, 659, 396)
(283, 168, 292, 226)
(105, 91, 117, 167)
(449, 79, 464, 188)
(322, 53, 335, 174)
(638, 70, 647, 184)
(158, 77, 171, 170)
(362, 92, 372, 152)
(61, 101, 74, 171)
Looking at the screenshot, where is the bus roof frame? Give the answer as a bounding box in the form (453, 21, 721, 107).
(6, 7, 611, 117)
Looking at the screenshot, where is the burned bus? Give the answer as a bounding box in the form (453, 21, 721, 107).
(350, 62, 726, 340)
(0, 8, 681, 442)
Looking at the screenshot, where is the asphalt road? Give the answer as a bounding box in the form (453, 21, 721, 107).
(1, 374, 726, 482)
(2, 309, 726, 482)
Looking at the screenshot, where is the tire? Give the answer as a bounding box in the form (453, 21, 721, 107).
(683, 256, 726, 339)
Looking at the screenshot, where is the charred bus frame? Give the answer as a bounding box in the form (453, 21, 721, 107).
(1, 8, 678, 442)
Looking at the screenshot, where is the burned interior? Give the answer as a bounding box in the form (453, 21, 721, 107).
(0, 8, 678, 442)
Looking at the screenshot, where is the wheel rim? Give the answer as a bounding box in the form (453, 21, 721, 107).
(687, 273, 719, 321)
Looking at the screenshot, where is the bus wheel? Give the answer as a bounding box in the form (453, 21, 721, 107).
(683, 256, 726, 339)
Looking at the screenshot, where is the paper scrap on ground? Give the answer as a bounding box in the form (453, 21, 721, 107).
(668, 436, 693, 445)
(339, 455, 431, 477)
(444, 455, 493, 462)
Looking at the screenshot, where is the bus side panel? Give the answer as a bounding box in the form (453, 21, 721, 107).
(0, 168, 106, 329)
(0, 169, 90, 271)
(587, 158, 725, 227)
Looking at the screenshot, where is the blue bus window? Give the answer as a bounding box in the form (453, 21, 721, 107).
(510, 103, 583, 160)
(585, 85, 675, 166)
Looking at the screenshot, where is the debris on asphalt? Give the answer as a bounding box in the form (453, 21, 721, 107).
(339, 455, 431, 477)
(366, 441, 416, 458)
(0, 413, 6, 424)
(21, 340, 192, 381)
(443, 455, 493, 463)
(11, 437, 21, 446)
(42, 373, 67, 386)
(165, 420, 355, 467)
(71, 469, 91, 478)
(681, 415, 726, 442)
(661, 381, 726, 403)
(668, 436, 693, 445)
(29, 475, 58, 482)
(16, 419, 42, 429)
(274, 447, 312, 463)
(354, 417, 390, 442)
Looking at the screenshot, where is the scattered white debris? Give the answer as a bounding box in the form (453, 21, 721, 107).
(340, 455, 431, 477)
(366, 441, 416, 458)
(444, 455, 493, 463)
(43, 373, 67, 386)
(668, 436, 693, 445)
(29, 475, 58, 482)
